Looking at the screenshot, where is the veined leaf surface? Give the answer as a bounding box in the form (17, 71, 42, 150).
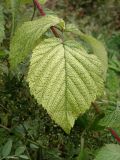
(65, 24, 108, 79)
(10, 15, 65, 69)
(27, 38, 104, 133)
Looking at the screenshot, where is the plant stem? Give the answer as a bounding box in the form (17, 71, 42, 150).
(0, 124, 11, 132)
(34, 0, 60, 38)
(108, 128, 120, 143)
(92, 102, 100, 114)
(31, 0, 37, 20)
(34, 0, 46, 16)
(92, 102, 120, 143)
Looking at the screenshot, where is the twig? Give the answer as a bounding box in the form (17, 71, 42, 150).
(0, 104, 11, 113)
(34, 0, 60, 38)
(0, 124, 11, 132)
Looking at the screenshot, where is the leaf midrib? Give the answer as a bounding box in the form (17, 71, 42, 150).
(63, 42, 71, 126)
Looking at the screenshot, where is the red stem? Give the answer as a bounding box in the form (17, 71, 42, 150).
(108, 128, 120, 143)
(34, 0, 59, 37)
(92, 102, 120, 143)
(34, 0, 46, 16)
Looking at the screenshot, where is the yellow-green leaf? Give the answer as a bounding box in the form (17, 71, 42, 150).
(38, 0, 47, 4)
(65, 24, 108, 79)
(9, 15, 65, 69)
(27, 38, 104, 133)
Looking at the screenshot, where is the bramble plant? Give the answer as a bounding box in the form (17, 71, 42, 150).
(0, 0, 120, 160)
(9, 0, 107, 133)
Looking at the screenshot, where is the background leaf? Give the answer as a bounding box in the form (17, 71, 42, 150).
(38, 0, 47, 4)
(95, 144, 120, 160)
(99, 108, 120, 128)
(2, 139, 13, 157)
(19, 155, 29, 159)
(10, 0, 21, 36)
(15, 146, 26, 156)
(0, 5, 5, 44)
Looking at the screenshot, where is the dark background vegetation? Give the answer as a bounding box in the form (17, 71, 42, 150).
(0, 0, 120, 159)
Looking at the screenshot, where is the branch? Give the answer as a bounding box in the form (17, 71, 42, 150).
(34, 0, 60, 37)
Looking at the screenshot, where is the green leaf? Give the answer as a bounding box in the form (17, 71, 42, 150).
(10, 0, 21, 36)
(38, 0, 47, 4)
(99, 108, 120, 128)
(20, 0, 32, 4)
(15, 146, 26, 156)
(77, 137, 89, 160)
(19, 155, 29, 159)
(2, 139, 13, 157)
(9, 15, 65, 69)
(0, 5, 5, 43)
(21, 0, 47, 5)
(77, 149, 89, 160)
(27, 38, 104, 133)
(5, 0, 32, 6)
(65, 24, 108, 79)
(30, 143, 39, 149)
(95, 144, 120, 160)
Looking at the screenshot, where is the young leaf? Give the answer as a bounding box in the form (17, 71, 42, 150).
(0, 5, 5, 43)
(99, 108, 120, 128)
(9, 15, 65, 69)
(95, 144, 120, 160)
(2, 139, 13, 157)
(27, 38, 104, 133)
(65, 24, 108, 79)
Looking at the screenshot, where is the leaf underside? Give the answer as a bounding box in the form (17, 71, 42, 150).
(9, 15, 64, 69)
(27, 38, 104, 133)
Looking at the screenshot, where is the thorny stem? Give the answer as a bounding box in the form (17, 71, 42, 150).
(34, 0, 60, 38)
(92, 102, 120, 143)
